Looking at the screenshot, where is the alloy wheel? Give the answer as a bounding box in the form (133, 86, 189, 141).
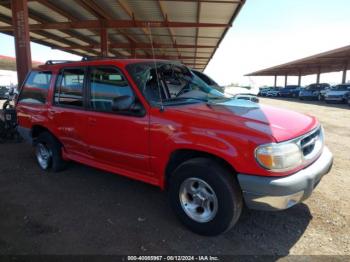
(179, 178, 218, 223)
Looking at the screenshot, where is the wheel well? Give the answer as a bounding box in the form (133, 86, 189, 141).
(31, 125, 62, 146)
(31, 125, 50, 139)
(165, 149, 236, 189)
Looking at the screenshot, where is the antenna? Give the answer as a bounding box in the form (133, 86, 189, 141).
(147, 22, 164, 112)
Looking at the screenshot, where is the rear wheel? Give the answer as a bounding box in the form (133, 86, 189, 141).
(168, 158, 242, 236)
(35, 132, 67, 172)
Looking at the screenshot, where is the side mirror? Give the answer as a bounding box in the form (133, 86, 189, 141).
(112, 95, 135, 111)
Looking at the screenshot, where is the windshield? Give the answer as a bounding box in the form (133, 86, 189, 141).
(126, 62, 229, 106)
(306, 84, 328, 90)
(333, 84, 350, 91)
(284, 86, 298, 89)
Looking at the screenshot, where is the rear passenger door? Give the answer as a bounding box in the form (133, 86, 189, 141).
(16, 71, 52, 136)
(85, 66, 151, 177)
(50, 67, 90, 158)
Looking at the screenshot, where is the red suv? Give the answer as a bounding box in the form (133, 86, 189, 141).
(16, 59, 333, 236)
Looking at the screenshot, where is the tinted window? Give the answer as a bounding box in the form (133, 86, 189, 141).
(18, 71, 52, 104)
(54, 68, 85, 107)
(89, 67, 133, 112)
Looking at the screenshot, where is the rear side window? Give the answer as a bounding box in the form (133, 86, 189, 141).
(54, 68, 85, 107)
(89, 67, 133, 112)
(18, 71, 52, 104)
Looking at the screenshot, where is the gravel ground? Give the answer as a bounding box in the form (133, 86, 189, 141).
(0, 98, 349, 256)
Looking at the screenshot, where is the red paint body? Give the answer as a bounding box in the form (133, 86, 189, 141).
(16, 59, 319, 189)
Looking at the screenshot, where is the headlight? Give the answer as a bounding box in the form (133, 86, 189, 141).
(255, 142, 302, 171)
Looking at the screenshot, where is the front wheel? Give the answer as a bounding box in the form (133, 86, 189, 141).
(168, 158, 243, 236)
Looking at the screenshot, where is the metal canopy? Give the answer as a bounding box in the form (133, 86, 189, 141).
(0, 55, 41, 70)
(0, 0, 245, 71)
(246, 45, 350, 76)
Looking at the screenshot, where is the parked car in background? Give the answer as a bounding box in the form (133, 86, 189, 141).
(0, 86, 8, 99)
(299, 83, 330, 101)
(324, 84, 350, 103)
(266, 87, 282, 97)
(279, 85, 302, 98)
(16, 58, 333, 236)
(191, 69, 224, 93)
(258, 88, 270, 96)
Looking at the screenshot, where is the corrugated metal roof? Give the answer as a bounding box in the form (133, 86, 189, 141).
(247, 45, 350, 76)
(0, 0, 246, 70)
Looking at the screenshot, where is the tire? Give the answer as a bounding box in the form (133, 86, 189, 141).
(34, 132, 67, 172)
(168, 158, 243, 236)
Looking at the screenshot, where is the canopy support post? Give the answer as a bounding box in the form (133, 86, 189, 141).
(284, 75, 288, 87)
(100, 27, 108, 57)
(298, 71, 302, 86)
(342, 62, 348, 84)
(11, 0, 32, 86)
(316, 67, 321, 84)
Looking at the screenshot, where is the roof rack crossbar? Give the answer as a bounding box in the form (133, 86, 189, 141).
(81, 56, 119, 61)
(45, 60, 76, 65)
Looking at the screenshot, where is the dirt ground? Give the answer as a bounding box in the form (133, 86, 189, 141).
(0, 98, 349, 256)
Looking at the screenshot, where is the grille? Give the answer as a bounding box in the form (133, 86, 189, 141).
(299, 128, 322, 158)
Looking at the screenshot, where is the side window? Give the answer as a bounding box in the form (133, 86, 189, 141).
(89, 67, 134, 112)
(18, 71, 52, 104)
(195, 71, 211, 85)
(54, 68, 85, 107)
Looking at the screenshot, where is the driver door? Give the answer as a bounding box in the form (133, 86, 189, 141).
(85, 66, 152, 177)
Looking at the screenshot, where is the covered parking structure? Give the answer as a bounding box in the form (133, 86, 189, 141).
(246, 45, 350, 87)
(0, 0, 246, 85)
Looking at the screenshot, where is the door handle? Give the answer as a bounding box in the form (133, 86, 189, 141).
(88, 117, 97, 125)
(47, 109, 56, 119)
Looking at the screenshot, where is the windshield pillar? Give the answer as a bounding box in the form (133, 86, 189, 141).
(342, 62, 348, 84)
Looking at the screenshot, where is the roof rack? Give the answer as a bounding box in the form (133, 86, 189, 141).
(45, 60, 76, 65)
(81, 56, 119, 61)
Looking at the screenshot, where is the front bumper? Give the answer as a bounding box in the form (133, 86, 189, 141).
(237, 146, 333, 211)
(280, 93, 293, 97)
(325, 97, 344, 102)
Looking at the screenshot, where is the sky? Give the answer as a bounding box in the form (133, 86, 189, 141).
(1, 0, 350, 87)
(205, 0, 350, 87)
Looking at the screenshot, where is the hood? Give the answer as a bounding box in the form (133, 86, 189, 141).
(171, 99, 318, 142)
